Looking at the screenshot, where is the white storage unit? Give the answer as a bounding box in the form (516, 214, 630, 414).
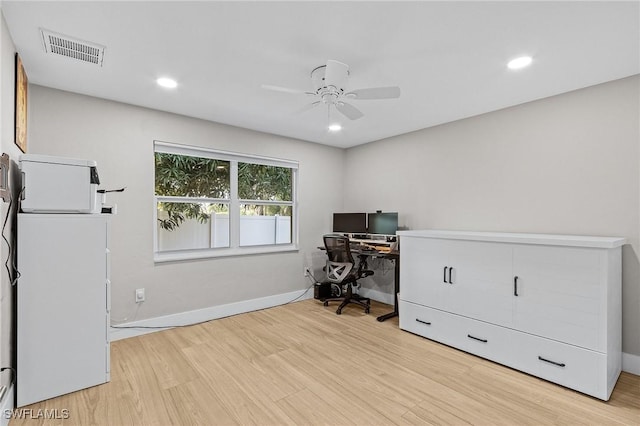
(17, 214, 110, 407)
(397, 230, 625, 400)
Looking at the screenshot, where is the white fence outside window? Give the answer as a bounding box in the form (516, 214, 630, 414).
(157, 213, 291, 251)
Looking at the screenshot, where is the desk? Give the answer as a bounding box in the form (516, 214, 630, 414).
(350, 248, 400, 322)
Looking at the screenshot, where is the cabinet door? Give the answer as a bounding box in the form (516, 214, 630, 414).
(444, 240, 513, 326)
(512, 245, 605, 352)
(399, 236, 450, 309)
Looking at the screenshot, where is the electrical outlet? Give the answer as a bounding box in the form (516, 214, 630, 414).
(304, 267, 311, 277)
(135, 288, 145, 303)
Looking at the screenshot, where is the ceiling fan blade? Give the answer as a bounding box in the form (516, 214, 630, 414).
(294, 101, 321, 115)
(324, 60, 349, 90)
(346, 86, 401, 100)
(335, 102, 364, 120)
(261, 84, 315, 95)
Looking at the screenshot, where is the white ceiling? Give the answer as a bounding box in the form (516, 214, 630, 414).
(2, 1, 639, 148)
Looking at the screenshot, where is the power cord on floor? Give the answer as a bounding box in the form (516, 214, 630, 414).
(111, 275, 318, 330)
(111, 323, 203, 330)
(282, 282, 315, 304)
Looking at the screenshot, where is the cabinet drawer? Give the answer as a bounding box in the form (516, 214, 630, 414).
(509, 330, 609, 400)
(400, 300, 612, 400)
(399, 299, 455, 343)
(399, 300, 515, 365)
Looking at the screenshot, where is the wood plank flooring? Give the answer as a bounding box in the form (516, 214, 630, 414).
(10, 300, 640, 425)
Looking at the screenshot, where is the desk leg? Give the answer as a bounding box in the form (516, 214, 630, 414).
(376, 256, 399, 322)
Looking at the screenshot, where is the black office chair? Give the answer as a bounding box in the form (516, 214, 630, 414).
(322, 234, 373, 315)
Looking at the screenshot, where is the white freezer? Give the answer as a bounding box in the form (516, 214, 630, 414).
(17, 214, 110, 407)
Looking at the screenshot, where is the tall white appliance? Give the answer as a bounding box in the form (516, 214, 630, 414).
(17, 213, 110, 407)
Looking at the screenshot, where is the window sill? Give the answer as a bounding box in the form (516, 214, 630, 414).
(154, 244, 299, 263)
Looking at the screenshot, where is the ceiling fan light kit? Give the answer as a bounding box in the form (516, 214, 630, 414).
(262, 59, 400, 122)
(507, 56, 533, 70)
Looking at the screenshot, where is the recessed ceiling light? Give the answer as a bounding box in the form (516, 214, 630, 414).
(507, 56, 533, 70)
(156, 77, 177, 88)
(328, 123, 342, 132)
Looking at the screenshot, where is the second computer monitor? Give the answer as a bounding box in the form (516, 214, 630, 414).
(368, 212, 398, 235)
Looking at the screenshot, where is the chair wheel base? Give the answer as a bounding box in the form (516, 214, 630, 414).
(323, 301, 328, 307)
(336, 308, 342, 315)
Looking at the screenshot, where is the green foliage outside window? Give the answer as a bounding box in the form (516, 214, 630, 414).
(155, 153, 293, 230)
(238, 162, 292, 216)
(155, 153, 230, 230)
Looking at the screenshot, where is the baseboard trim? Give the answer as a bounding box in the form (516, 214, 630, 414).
(0, 384, 14, 426)
(110, 288, 314, 341)
(622, 352, 640, 375)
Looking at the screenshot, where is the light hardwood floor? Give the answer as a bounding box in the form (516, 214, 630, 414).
(11, 300, 640, 425)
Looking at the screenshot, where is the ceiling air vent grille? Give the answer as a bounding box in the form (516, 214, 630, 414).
(40, 29, 105, 66)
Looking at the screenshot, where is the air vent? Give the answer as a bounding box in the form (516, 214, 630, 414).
(40, 28, 105, 66)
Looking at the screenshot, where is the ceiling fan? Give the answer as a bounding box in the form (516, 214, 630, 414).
(262, 60, 400, 121)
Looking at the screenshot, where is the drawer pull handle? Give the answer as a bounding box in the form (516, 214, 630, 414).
(448, 267, 453, 284)
(514, 276, 519, 296)
(416, 318, 431, 325)
(538, 356, 566, 368)
(467, 334, 487, 343)
(443, 266, 448, 283)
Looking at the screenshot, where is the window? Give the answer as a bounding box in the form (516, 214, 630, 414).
(154, 141, 298, 261)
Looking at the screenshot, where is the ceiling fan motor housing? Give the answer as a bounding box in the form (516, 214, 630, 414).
(311, 62, 349, 99)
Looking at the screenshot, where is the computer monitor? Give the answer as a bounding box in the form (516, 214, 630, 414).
(367, 212, 398, 235)
(332, 213, 367, 233)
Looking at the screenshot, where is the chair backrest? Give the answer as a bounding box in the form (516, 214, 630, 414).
(323, 234, 354, 264)
(323, 234, 355, 284)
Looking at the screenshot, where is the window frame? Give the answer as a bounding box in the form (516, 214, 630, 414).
(153, 140, 299, 262)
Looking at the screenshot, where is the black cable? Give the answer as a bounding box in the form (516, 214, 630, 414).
(2, 193, 13, 285)
(3, 187, 24, 287)
(283, 282, 314, 304)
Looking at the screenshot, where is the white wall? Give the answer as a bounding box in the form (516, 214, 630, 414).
(21, 65, 640, 361)
(0, 9, 22, 393)
(344, 75, 640, 357)
(27, 85, 343, 325)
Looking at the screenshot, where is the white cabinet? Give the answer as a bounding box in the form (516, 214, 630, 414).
(400, 238, 512, 324)
(443, 239, 513, 325)
(17, 214, 111, 407)
(398, 230, 624, 400)
(512, 244, 608, 351)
